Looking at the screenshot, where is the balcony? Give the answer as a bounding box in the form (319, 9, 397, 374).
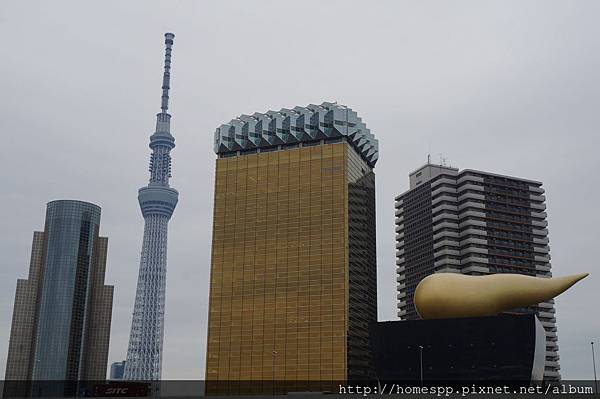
(529, 194, 546, 202)
(432, 185, 457, 198)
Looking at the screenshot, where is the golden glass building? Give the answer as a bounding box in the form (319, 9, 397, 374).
(206, 102, 378, 394)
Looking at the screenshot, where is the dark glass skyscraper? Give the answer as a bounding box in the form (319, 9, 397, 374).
(205, 102, 378, 394)
(4, 200, 114, 396)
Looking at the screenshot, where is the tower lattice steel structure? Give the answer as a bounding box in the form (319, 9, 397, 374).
(124, 33, 178, 380)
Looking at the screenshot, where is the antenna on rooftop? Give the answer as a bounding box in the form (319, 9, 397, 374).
(427, 143, 431, 165)
(437, 153, 448, 167)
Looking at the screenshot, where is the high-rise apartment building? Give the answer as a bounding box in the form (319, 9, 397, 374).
(124, 33, 178, 380)
(205, 102, 378, 393)
(4, 200, 114, 396)
(395, 163, 559, 380)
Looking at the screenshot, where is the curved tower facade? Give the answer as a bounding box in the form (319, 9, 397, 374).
(4, 200, 113, 397)
(124, 33, 178, 380)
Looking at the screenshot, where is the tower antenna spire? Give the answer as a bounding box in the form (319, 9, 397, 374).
(161, 33, 175, 113)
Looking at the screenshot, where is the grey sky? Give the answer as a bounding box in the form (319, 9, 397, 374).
(1, 0, 598, 380)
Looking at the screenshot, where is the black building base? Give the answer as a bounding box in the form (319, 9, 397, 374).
(369, 314, 546, 383)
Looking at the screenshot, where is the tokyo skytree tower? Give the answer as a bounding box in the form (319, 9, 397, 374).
(124, 33, 178, 380)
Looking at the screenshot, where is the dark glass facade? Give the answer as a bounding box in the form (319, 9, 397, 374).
(346, 147, 377, 381)
(4, 200, 114, 397)
(110, 361, 126, 380)
(370, 314, 546, 383)
(33, 201, 101, 380)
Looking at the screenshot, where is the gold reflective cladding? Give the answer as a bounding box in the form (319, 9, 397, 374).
(414, 272, 589, 319)
(205, 141, 376, 393)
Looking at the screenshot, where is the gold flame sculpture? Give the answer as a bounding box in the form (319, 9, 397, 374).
(414, 273, 589, 319)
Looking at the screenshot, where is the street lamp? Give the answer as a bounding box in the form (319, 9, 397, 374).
(418, 346, 424, 386)
(592, 342, 598, 394)
(272, 350, 278, 395)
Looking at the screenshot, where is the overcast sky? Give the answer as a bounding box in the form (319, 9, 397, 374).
(1, 0, 599, 380)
